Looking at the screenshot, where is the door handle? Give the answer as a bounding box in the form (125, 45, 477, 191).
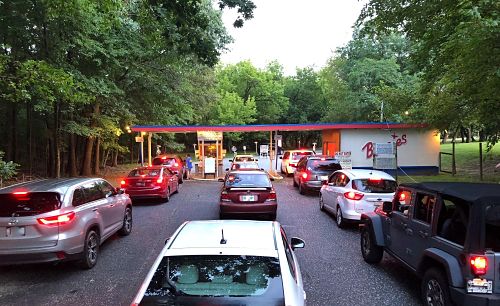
(418, 230, 429, 238)
(92, 208, 98, 212)
(109, 204, 115, 207)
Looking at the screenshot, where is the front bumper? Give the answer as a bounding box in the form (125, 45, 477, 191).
(450, 287, 500, 306)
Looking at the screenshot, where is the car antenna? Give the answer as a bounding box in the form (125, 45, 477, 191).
(220, 229, 227, 244)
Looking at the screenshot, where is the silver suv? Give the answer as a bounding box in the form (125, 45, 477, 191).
(0, 178, 133, 269)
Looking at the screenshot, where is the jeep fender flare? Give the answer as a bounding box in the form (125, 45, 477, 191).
(360, 212, 385, 247)
(418, 248, 464, 288)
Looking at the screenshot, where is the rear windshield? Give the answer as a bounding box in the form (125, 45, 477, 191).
(485, 203, 500, 252)
(234, 156, 257, 162)
(0, 192, 61, 217)
(152, 158, 175, 166)
(141, 255, 284, 305)
(308, 159, 341, 171)
(291, 152, 312, 160)
(231, 162, 259, 170)
(128, 169, 161, 177)
(352, 179, 397, 193)
(225, 173, 271, 188)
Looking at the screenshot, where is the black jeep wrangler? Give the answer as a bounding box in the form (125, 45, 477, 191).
(360, 182, 500, 306)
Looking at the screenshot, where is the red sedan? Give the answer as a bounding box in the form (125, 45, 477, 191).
(121, 166, 179, 202)
(218, 170, 277, 220)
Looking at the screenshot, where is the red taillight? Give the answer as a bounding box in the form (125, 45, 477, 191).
(267, 189, 277, 201)
(120, 179, 126, 187)
(290, 163, 297, 167)
(174, 163, 179, 167)
(162, 156, 167, 160)
(399, 193, 406, 201)
(37, 212, 75, 226)
(156, 177, 163, 184)
(221, 191, 230, 202)
(302, 172, 308, 179)
(344, 191, 364, 201)
(470, 256, 488, 276)
(13, 191, 29, 196)
(368, 178, 382, 181)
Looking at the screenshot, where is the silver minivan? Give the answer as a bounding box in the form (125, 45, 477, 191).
(0, 178, 132, 269)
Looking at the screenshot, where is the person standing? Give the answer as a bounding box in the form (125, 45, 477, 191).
(185, 154, 193, 179)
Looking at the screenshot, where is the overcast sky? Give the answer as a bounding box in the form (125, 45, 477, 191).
(220, 0, 366, 76)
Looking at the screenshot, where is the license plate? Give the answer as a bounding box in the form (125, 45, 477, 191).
(240, 195, 256, 202)
(320, 176, 328, 181)
(467, 278, 493, 293)
(6, 226, 26, 237)
(136, 182, 145, 187)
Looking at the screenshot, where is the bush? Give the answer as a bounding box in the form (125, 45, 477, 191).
(0, 151, 19, 187)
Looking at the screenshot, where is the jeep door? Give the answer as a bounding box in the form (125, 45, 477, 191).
(386, 189, 414, 262)
(405, 192, 436, 268)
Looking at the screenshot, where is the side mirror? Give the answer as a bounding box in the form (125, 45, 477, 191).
(225, 168, 229, 171)
(218, 178, 225, 182)
(269, 177, 275, 181)
(291, 237, 305, 250)
(382, 201, 393, 214)
(116, 187, 125, 195)
(279, 156, 283, 159)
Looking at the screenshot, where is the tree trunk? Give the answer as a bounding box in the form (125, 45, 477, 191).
(6, 103, 18, 162)
(81, 103, 100, 176)
(94, 137, 101, 175)
(441, 130, 448, 144)
(27, 101, 33, 176)
(112, 149, 118, 167)
(54, 100, 61, 178)
(68, 133, 78, 176)
(460, 126, 466, 143)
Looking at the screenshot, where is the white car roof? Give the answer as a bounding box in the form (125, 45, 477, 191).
(340, 169, 396, 180)
(168, 220, 277, 252)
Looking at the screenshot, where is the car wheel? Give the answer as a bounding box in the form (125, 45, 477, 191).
(299, 181, 306, 195)
(360, 226, 383, 263)
(293, 177, 298, 187)
(173, 183, 179, 194)
(336, 206, 345, 228)
(79, 229, 100, 269)
(118, 207, 133, 236)
(421, 268, 452, 306)
(319, 195, 325, 211)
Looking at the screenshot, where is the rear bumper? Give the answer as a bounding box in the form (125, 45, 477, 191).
(126, 187, 165, 199)
(0, 251, 81, 265)
(450, 287, 500, 306)
(303, 180, 323, 191)
(220, 202, 277, 216)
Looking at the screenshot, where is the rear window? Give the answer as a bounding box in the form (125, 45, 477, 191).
(234, 156, 257, 162)
(352, 179, 397, 193)
(141, 255, 284, 305)
(225, 173, 271, 188)
(0, 192, 61, 217)
(308, 159, 341, 171)
(485, 203, 500, 252)
(291, 152, 312, 160)
(152, 157, 175, 166)
(128, 169, 162, 177)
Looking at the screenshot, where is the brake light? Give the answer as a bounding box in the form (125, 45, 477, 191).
(399, 193, 406, 201)
(174, 163, 179, 167)
(369, 178, 382, 181)
(13, 191, 29, 196)
(156, 177, 163, 184)
(266, 189, 277, 201)
(162, 156, 167, 160)
(290, 163, 297, 167)
(37, 212, 76, 226)
(344, 191, 364, 201)
(470, 256, 488, 276)
(302, 172, 308, 179)
(120, 180, 126, 187)
(221, 191, 230, 202)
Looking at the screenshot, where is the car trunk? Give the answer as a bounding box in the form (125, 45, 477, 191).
(0, 192, 60, 250)
(225, 187, 272, 204)
(126, 176, 158, 189)
(358, 193, 395, 211)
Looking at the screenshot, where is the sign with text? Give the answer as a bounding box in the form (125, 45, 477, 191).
(197, 131, 222, 141)
(373, 142, 397, 170)
(334, 151, 352, 169)
(135, 136, 144, 143)
(204, 157, 216, 174)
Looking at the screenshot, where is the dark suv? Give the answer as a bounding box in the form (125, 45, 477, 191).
(293, 155, 341, 194)
(360, 182, 500, 306)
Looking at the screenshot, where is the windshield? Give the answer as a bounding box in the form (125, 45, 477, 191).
(308, 159, 341, 171)
(485, 203, 500, 252)
(291, 152, 312, 160)
(140, 255, 284, 305)
(128, 169, 162, 177)
(225, 173, 271, 188)
(0, 192, 61, 217)
(352, 179, 397, 193)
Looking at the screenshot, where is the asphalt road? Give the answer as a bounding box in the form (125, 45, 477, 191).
(0, 178, 422, 306)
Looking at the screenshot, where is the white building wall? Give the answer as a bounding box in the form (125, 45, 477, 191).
(340, 129, 440, 168)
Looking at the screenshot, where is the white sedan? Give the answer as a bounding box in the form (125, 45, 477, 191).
(319, 169, 397, 228)
(131, 220, 306, 306)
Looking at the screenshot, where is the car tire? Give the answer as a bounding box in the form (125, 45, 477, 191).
(360, 226, 383, 263)
(173, 183, 179, 194)
(319, 195, 325, 211)
(421, 268, 452, 306)
(293, 177, 298, 187)
(162, 188, 170, 202)
(336, 206, 345, 228)
(299, 181, 306, 195)
(79, 229, 100, 269)
(118, 207, 133, 236)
